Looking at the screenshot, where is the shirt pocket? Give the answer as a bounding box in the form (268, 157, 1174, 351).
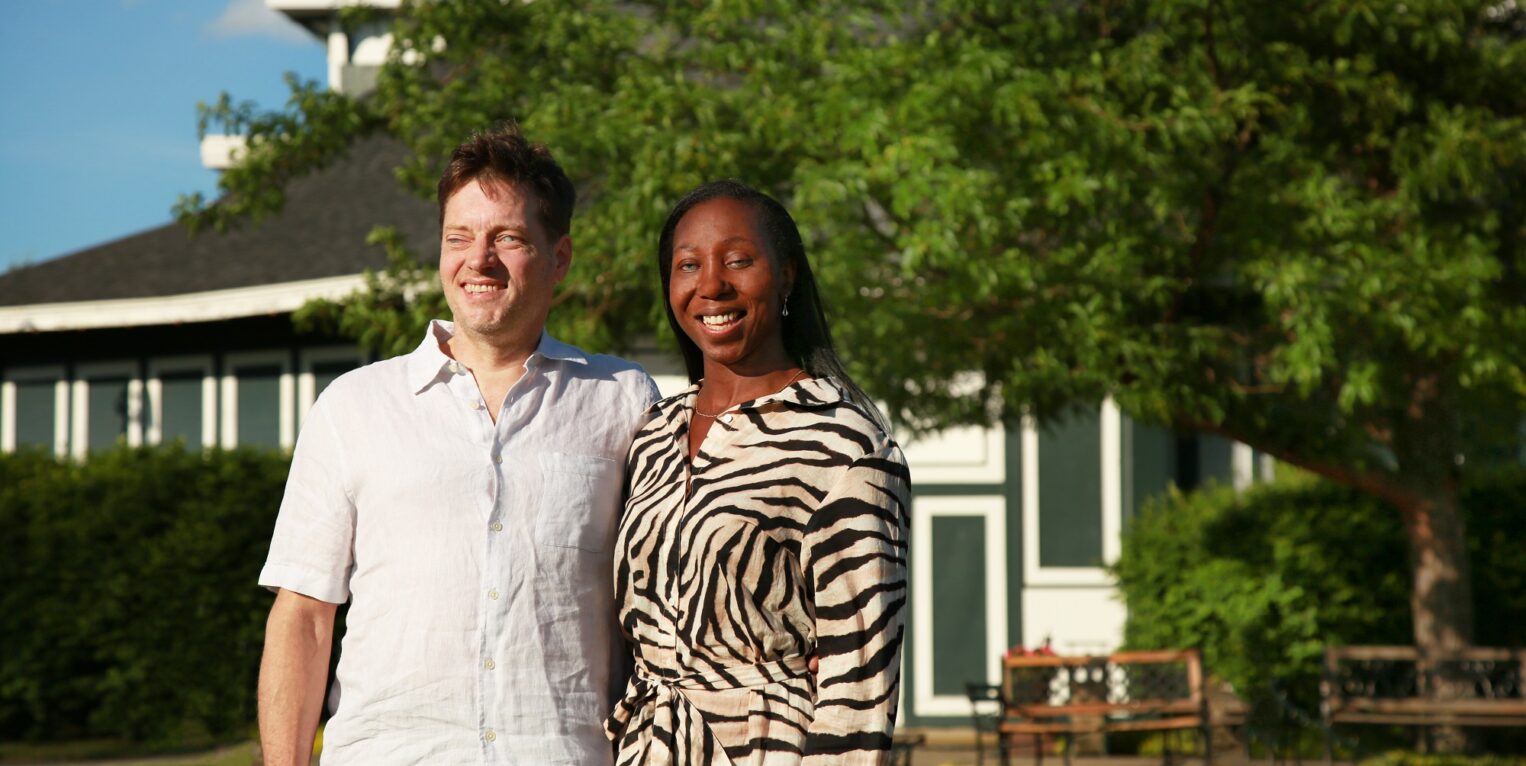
(536, 451, 621, 553)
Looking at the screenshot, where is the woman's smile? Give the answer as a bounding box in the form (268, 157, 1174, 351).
(668, 197, 793, 376)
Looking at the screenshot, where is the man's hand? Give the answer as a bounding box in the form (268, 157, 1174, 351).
(808, 655, 819, 675)
(259, 589, 338, 766)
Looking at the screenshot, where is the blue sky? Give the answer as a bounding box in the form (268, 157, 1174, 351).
(0, 0, 327, 272)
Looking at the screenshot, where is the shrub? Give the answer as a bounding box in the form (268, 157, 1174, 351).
(0, 445, 290, 744)
(1111, 468, 1526, 714)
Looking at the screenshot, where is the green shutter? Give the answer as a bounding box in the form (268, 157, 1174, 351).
(235, 365, 281, 448)
(15, 380, 57, 450)
(159, 372, 204, 450)
(1197, 435, 1234, 487)
(1038, 410, 1103, 568)
(1126, 418, 1176, 521)
(86, 377, 131, 452)
(931, 515, 987, 694)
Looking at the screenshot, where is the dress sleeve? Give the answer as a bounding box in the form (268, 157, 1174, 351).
(257, 394, 357, 604)
(801, 436, 911, 765)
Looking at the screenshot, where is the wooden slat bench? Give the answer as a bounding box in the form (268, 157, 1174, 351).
(1322, 646, 1526, 738)
(999, 649, 1215, 765)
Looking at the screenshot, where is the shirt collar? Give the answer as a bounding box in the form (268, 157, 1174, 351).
(406, 319, 587, 394)
(667, 375, 846, 415)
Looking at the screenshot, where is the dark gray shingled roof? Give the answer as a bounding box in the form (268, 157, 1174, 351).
(0, 135, 436, 307)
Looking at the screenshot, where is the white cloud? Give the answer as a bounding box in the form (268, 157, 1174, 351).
(204, 0, 315, 44)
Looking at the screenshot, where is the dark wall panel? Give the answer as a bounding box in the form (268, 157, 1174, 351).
(1038, 411, 1103, 568)
(931, 515, 987, 695)
(235, 365, 281, 448)
(86, 377, 131, 451)
(1127, 419, 1176, 521)
(159, 372, 203, 450)
(14, 380, 57, 449)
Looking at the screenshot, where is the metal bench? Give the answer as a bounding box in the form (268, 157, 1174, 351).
(999, 649, 1214, 765)
(889, 731, 926, 766)
(1321, 645, 1526, 753)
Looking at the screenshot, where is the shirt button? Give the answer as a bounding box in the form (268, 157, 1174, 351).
(493, 454, 503, 465)
(484, 658, 496, 670)
(484, 729, 497, 742)
(721, 414, 733, 423)
(447, 361, 460, 374)
(490, 521, 503, 532)
(488, 588, 499, 600)
(471, 400, 484, 410)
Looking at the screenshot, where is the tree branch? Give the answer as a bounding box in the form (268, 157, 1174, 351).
(1177, 417, 1415, 509)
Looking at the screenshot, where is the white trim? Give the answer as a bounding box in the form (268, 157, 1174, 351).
(222, 351, 296, 449)
(1022, 402, 1123, 587)
(298, 345, 365, 424)
(327, 27, 348, 91)
(1232, 442, 1256, 491)
(146, 356, 217, 448)
(1101, 399, 1123, 565)
(0, 274, 367, 333)
(900, 424, 1006, 484)
(71, 361, 143, 458)
(268, 0, 403, 13)
(199, 134, 247, 170)
(912, 495, 1008, 718)
(2, 365, 69, 456)
(0, 379, 10, 453)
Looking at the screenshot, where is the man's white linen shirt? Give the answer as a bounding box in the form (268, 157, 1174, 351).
(259, 320, 659, 765)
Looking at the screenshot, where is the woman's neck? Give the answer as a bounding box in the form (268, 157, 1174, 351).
(697, 362, 805, 412)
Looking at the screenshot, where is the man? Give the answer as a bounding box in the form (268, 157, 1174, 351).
(257, 127, 658, 765)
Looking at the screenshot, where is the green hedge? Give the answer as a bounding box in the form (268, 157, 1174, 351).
(0, 446, 290, 744)
(1112, 469, 1526, 713)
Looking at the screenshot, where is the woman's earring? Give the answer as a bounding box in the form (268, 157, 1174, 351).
(782, 294, 790, 317)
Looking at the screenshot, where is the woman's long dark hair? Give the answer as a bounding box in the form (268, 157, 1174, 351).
(656, 179, 886, 425)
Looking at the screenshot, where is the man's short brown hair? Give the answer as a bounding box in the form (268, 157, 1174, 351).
(437, 125, 576, 240)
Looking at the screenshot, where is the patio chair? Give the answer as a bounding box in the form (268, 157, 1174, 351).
(966, 681, 1010, 766)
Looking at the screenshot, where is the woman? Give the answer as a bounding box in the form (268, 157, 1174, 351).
(607, 180, 911, 766)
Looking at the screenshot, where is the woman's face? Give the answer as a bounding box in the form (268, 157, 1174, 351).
(668, 197, 794, 375)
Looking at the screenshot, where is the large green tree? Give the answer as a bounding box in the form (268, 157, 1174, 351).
(183, 0, 1525, 682)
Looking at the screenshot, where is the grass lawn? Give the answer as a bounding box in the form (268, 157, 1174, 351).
(0, 741, 257, 766)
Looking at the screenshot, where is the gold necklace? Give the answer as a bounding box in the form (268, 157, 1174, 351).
(693, 369, 807, 419)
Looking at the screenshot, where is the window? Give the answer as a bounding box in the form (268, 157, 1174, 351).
(221, 351, 293, 449)
(1022, 399, 1123, 586)
(2, 366, 68, 456)
(147, 356, 216, 450)
(298, 346, 365, 425)
(71, 362, 142, 457)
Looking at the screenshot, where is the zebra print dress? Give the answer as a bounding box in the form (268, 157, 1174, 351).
(607, 377, 910, 766)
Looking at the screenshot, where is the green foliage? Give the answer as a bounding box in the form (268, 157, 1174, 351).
(179, 0, 1526, 652)
(0, 446, 289, 744)
(292, 226, 447, 358)
(175, 75, 378, 236)
(1112, 468, 1526, 710)
(1361, 752, 1526, 766)
(178, 1, 1526, 450)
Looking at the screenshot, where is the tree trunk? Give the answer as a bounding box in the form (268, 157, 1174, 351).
(1396, 479, 1474, 753)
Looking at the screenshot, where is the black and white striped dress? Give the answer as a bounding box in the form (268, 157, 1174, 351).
(607, 377, 910, 766)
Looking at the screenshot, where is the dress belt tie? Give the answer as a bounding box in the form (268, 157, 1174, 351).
(606, 655, 811, 765)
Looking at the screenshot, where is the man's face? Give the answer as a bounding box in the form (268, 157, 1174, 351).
(439, 178, 570, 342)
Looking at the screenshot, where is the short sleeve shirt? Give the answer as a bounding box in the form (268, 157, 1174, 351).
(259, 320, 659, 765)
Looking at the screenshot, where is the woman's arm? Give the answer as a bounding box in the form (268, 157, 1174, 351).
(802, 439, 911, 766)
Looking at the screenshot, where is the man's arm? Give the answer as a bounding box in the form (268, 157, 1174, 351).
(259, 588, 338, 766)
